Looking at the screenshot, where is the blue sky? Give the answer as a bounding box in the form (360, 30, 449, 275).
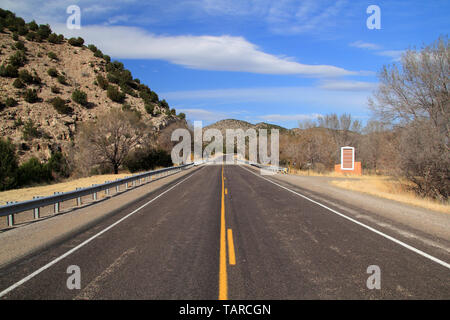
(2, 0, 449, 127)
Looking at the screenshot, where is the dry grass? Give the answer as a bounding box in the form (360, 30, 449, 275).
(289, 168, 380, 179)
(330, 177, 450, 214)
(0, 172, 136, 205)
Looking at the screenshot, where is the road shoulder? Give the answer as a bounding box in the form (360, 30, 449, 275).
(0, 166, 200, 268)
(242, 165, 450, 255)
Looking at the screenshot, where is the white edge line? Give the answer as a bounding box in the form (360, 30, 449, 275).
(239, 165, 450, 270)
(0, 166, 204, 298)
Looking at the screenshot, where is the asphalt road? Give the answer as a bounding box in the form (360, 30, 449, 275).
(0, 164, 449, 299)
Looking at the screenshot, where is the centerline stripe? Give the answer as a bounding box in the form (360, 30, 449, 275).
(227, 229, 236, 266)
(219, 164, 228, 300)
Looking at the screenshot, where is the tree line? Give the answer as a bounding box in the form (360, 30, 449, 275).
(280, 36, 448, 200)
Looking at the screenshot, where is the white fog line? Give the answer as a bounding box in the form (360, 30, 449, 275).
(0, 166, 204, 298)
(240, 165, 450, 271)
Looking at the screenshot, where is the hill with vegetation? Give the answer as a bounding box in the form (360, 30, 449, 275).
(204, 119, 287, 135)
(0, 8, 186, 190)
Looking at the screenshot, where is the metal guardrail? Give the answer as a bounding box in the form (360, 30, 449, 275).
(0, 163, 196, 227)
(236, 159, 287, 173)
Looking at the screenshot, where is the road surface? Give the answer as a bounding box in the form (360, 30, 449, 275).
(0, 164, 449, 299)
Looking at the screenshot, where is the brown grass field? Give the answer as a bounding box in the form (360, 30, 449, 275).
(329, 176, 449, 214)
(289, 169, 449, 214)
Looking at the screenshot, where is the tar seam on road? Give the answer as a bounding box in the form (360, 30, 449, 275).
(240, 165, 450, 271)
(0, 166, 205, 299)
(227, 229, 236, 266)
(219, 164, 228, 300)
(74, 247, 137, 300)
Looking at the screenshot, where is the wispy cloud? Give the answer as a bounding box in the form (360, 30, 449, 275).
(376, 50, 404, 61)
(176, 108, 247, 123)
(257, 113, 322, 122)
(319, 80, 377, 91)
(162, 85, 374, 111)
(0, 0, 134, 24)
(267, 0, 349, 34)
(54, 24, 357, 77)
(175, 108, 323, 126)
(350, 41, 404, 62)
(349, 41, 381, 50)
(105, 15, 131, 25)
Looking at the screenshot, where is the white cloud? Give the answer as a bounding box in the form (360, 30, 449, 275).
(53, 24, 356, 77)
(349, 41, 381, 50)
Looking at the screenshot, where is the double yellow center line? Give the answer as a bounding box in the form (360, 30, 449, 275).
(219, 165, 236, 300)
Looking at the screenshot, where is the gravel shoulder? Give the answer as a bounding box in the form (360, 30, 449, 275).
(0, 166, 199, 268)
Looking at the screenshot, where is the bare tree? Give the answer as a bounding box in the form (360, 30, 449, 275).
(75, 109, 146, 174)
(317, 113, 361, 146)
(316, 113, 362, 163)
(358, 120, 400, 174)
(369, 36, 449, 133)
(369, 36, 449, 199)
(297, 118, 317, 130)
(280, 127, 336, 171)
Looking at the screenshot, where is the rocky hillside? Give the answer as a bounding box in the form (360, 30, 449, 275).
(0, 9, 184, 164)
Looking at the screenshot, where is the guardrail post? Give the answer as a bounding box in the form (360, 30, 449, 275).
(116, 179, 120, 193)
(6, 201, 16, 227)
(32, 196, 41, 219)
(105, 181, 110, 196)
(53, 192, 61, 214)
(76, 187, 82, 206)
(92, 185, 97, 201)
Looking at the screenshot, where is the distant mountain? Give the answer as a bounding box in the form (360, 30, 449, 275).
(204, 119, 288, 135)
